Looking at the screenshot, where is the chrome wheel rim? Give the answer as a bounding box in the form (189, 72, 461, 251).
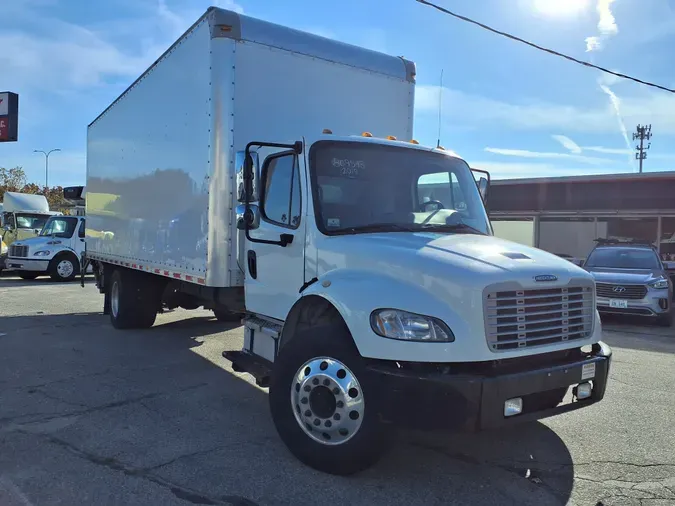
(291, 357, 365, 446)
(111, 281, 120, 318)
(57, 260, 74, 278)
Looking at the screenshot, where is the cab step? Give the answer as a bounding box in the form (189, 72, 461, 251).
(223, 350, 272, 388)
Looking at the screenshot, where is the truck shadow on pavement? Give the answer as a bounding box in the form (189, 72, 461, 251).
(0, 311, 575, 506)
(0, 274, 96, 289)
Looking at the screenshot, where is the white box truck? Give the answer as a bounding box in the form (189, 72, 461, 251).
(84, 7, 611, 475)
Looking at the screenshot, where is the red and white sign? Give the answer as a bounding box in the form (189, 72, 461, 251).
(0, 92, 18, 142)
(0, 93, 7, 116)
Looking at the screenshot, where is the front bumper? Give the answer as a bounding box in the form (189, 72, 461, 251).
(367, 341, 611, 431)
(597, 294, 670, 317)
(6, 257, 49, 272)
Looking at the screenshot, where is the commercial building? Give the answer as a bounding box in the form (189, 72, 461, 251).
(489, 171, 675, 262)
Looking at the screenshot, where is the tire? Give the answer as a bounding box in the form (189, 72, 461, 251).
(109, 269, 157, 330)
(18, 272, 40, 280)
(269, 324, 387, 475)
(656, 312, 673, 327)
(213, 307, 242, 323)
(48, 253, 79, 282)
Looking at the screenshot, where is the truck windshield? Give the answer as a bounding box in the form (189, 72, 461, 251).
(585, 247, 661, 270)
(40, 217, 78, 238)
(309, 141, 491, 236)
(16, 213, 50, 230)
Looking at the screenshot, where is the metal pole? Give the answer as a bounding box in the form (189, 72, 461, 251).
(34, 148, 61, 188)
(639, 134, 644, 174)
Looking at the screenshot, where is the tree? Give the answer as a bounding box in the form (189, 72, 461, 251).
(0, 167, 28, 199)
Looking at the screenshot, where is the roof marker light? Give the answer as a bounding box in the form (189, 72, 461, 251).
(436, 145, 446, 151)
(322, 128, 333, 134)
(410, 139, 419, 144)
(386, 135, 397, 140)
(361, 132, 373, 137)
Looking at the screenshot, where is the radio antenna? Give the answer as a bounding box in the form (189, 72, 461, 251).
(437, 69, 444, 148)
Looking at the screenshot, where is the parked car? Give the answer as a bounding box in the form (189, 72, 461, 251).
(584, 239, 673, 326)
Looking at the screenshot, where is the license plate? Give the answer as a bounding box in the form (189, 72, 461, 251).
(610, 299, 628, 309)
(581, 362, 596, 381)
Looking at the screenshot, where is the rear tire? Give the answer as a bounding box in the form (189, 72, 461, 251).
(48, 254, 79, 282)
(269, 324, 387, 475)
(109, 269, 158, 330)
(18, 272, 40, 280)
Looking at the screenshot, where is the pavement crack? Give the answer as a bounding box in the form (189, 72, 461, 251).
(19, 429, 254, 506)
(144, 446, 225, 471)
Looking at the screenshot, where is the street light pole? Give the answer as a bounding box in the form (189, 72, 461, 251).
(33, 148, 61, 188)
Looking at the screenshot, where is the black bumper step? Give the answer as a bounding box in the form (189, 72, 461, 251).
(222, 350, 273, 388)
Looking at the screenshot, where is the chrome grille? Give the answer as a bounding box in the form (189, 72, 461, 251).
(9, 245, 28, 258)
(485, 285, 594, 351)
(595, 283, 647, 300)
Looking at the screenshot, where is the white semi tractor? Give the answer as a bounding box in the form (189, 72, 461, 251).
(84, 7, 611, 475)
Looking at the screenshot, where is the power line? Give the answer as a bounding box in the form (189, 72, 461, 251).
(416, 0, 675, 94)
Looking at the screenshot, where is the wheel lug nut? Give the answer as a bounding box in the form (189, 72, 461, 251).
(312, 378, 319, 385)
(301, 397, 308, 404)
(323, 379, 330, 386)
(332, 387, 340, 395)
(304, 410, 312, 417)
(303, 385, 311, 392)
(336, 401, 344, 408)
(313, 418, 321, 426)
(333, 413, 341, 421)
(325, 420, 332, 428)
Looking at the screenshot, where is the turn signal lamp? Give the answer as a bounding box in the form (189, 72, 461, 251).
(361, 132, 373, 137)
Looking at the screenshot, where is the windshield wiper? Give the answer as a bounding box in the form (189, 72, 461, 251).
(338, 223, 417, 235)
(417, 223, 486, 235)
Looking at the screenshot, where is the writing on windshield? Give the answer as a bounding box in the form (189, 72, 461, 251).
(309, 141, 490, 236)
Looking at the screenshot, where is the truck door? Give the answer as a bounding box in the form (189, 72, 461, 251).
(245, 147, 306, 320)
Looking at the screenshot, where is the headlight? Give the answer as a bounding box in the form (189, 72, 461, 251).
(34, 250, 51, 256)
(370, 309, 455, 342)
(650, 278, 669, 289)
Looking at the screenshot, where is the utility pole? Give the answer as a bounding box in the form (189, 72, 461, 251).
(33, 148, 61, 187)
(633, 124, 652, 173)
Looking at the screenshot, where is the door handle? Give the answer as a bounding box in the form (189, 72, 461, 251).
(279, 234, 294, 247)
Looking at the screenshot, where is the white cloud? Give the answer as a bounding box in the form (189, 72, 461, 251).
(213, 0, 245, 14)
(585, 36, 601, 52)
(597, 0, 619, 35)
(583, 146, 632, 155)
(416, 85, 675, 136)
(552, 135, 582, 154)
(469, 161, 625, 180)
(484, 147, 612, 165)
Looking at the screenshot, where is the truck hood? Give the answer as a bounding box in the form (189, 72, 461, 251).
(318, 232, 589, 288)
(10, 236, 64, 254)
(587, 268, 664, 284)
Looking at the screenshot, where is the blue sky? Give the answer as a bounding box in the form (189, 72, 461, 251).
(3, 0, 675, 187)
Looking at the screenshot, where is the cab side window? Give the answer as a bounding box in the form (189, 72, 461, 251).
(260, 153, 301, 229)
(78, 219, 86, 238)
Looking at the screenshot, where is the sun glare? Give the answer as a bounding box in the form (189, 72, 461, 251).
(533, 0, 589, 16)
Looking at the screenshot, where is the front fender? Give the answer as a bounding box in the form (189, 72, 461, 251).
(302, 269, 471, 362)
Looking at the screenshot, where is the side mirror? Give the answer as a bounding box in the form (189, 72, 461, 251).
(236, 204, 260, 230)
(471, 168, 491, 203)
(3, 224, 12, 232)
(236, 150, 259, 202)
(477, 177, 488, 201)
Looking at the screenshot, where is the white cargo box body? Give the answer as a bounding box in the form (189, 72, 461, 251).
(86, 7, 415, 287)
(3, 192, 50, 213)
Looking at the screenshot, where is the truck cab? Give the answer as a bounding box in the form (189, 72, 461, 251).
(0, 192, 60, 274)
(6, 215, 86, 281)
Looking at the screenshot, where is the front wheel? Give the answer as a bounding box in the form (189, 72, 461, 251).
(48, 254, 79, 282)
(269, 325, 387, 475)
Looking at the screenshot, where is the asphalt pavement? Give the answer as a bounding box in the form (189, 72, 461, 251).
(0, 274, 674, 506)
